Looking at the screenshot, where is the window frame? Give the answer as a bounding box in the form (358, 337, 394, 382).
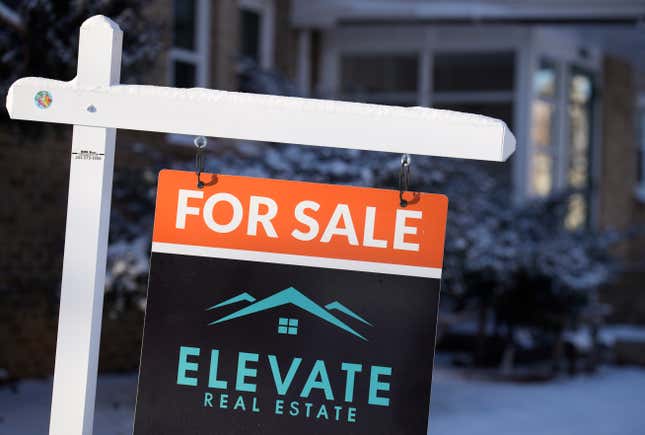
(168, 0, 211, 88)
(323, 25, 524, 105)
(527, 58, 562, 198)
(523, 30, 602, 226)
(239, 0, 275, 70)
(167, 0, 211, 145)
(564, 66, 597, 230)
(338, 52, 421, 106)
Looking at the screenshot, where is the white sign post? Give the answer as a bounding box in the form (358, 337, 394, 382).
(5, 15, 515, 435)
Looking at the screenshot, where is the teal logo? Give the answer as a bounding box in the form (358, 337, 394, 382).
(207, 287, 372, 341)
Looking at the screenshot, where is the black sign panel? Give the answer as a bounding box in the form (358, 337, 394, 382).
(134, 253, 439, 435)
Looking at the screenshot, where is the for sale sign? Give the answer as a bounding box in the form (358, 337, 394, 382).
(133, 170, 448, 435)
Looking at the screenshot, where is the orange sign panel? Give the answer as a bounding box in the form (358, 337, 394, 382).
(152, 170, 448, 273)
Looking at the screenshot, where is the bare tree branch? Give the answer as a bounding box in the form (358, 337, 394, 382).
(0, 1, 22, 31)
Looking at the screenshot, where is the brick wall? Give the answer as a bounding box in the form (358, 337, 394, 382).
(0, 289, 144, 379)
(598, 56, 645, 324)
(598, 57, 636, 236)
(0, 126, 153, 379)
(0, 127, 70, 294)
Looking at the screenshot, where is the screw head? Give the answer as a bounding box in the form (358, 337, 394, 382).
(194, 136, 208, 149)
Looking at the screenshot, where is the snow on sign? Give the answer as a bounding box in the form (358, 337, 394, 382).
(133, 169, 448, 435)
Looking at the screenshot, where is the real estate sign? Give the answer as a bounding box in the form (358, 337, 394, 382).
(133, 170, 448, 434)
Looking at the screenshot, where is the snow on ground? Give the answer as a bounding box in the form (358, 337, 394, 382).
(0, 365, 644, 435)
(0, 374, 136, 435)
(600, 324, 645, 345)
(429, 366, 645, 435)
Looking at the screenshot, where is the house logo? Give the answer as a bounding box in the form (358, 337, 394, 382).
(206, 286, 373, 341)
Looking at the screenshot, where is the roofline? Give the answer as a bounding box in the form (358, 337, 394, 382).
(292, 0, 645, 28)
(336, 17, 643, 27)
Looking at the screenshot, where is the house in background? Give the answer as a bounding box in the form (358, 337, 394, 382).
(153, 0, 645, 320)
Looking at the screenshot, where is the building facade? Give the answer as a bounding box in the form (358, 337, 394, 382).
(153, 0, 645, 320)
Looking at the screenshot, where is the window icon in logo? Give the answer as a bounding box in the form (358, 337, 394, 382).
(278, 317, 299, 336)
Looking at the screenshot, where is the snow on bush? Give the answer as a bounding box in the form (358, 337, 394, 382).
(106, 142, 617, 319)
(102, 60, 620, 352)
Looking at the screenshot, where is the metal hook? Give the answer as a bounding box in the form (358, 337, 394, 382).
(194, 136, 207, 188)
(399, 153, 411, 207)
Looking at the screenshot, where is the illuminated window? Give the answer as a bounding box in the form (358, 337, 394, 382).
(565, 69, 595, 230)
(529, 60, 558, 197)
(278, 318, 299, 335)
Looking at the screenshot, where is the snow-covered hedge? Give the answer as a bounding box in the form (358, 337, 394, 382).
(106, 59, 619, 350)
(107, 141, 617, 319)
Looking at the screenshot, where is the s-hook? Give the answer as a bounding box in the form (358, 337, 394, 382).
(194, 136, 207, 188)
(399, 153, 411, 207)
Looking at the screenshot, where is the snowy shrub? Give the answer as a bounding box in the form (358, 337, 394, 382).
(101, 59, 620, 364)
(106, 143, 618, 328)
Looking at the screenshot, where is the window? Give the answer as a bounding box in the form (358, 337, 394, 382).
(172, 61, 197, 88)
(240, 9, 261, 63)
(432, 51, 515, 130)
(636, 100, 645, 201)
(434, 52, 515, 93)
(338, 50, 515, 114)
(169, 0, 209, 88)
(340, 54, 418, 105)
(239, 0, 275, 69)
(527, 60, 598, 228)
(565, 69, 595, 230)
(278, 318, 299, 336)
(529, 60, 559, 197)
(174, 0, 196, 51)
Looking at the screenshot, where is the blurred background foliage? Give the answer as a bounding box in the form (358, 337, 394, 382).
(0, 0, 161, 131)
(107, 63, 621, 373)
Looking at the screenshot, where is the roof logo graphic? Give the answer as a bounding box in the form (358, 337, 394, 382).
(207, 286, 372, 341)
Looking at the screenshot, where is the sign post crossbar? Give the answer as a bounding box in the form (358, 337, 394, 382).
(4, 15, 516, 435)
